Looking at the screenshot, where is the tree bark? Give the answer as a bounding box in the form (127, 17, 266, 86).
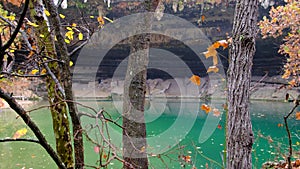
(29, 1, 74, 168)
(226, 0, 259, 168)
(122, 1, 159, 168)
(42, 1, 84, 168)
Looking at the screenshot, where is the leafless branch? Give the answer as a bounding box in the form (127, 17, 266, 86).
(0, 138, 39, 144)
(44, 63, 65, 98)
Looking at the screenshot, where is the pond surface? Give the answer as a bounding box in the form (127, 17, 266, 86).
(0, 100, 299, 169)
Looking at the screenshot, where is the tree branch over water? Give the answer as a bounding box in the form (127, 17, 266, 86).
(0, 87, 67, 169)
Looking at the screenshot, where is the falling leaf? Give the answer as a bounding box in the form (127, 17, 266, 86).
(97, 16, 105, 25)
(93, 146, 100, 153)
(201, 104, 211, 114)
(31, 69, 39, 75)
(189, 75, 201, 86)
(78, 33, 83, 40)
(212, 108, 221, 117)
(69, 61, 73, 67)
(59, 14, 65, 19)
(44, 9, 50, 16)
(207, 66, 219, 73)
(12, 128, 28, 139)
(296, 112, 300, 120)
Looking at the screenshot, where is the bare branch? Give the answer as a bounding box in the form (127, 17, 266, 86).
(44, 63, 65, 98)
(0, 87, 67, 169)
(0, 138, 39, 144)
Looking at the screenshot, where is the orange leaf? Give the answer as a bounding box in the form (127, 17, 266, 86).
(277, 123, 284, 127)
(217, 124, 222, 129)
(296, 112, 300, 120)
(97, 16, 105, 25)
(189, 75, 201, 86)
(201, 104, 211, 114)
(216, 40, 228, 49)
(201, 15, 205, 22)
(6, 0, 24, 7)
(207, 66, 219, 73)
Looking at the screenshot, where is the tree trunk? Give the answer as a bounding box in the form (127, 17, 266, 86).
(122, 1, 159, 168)
(29, 1, 74, 168)
(42, 1, 84, 168)
(226, 0, 259, 168)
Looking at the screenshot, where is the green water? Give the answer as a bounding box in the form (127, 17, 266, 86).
(0, 100, 299, 168)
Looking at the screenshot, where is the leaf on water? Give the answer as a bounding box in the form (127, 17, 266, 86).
(212, 108, 221, 117)
(277, 123, 284, 127)
(296, 112, 300, 120)
(189, 75, 201, 86)
(207, 66, 219, 73)
(12, 128, 27, 139)
(93, 146, 100, 153)
(201, 104, 211, 114)
(217, 124, 222, 129)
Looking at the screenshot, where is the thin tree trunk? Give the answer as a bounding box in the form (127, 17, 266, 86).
(42, 1, 84, 168)
(226, 0, 259, 168)
(122, 1, 159, 168)
(29, 1, 74, 168)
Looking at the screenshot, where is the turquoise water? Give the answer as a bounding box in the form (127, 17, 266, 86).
(0, 100, 299, 168)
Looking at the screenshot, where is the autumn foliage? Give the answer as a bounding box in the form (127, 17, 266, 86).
(259, 0, 300, 87)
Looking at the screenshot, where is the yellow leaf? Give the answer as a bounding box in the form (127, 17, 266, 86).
(78, 33, 83, 40)
(31, 69, 39, 75)
(12, 128, 28, 139)
(69, 61, 73, 67)
(59, 14, 65, 19)
(39, 34, 45, 38)
(27, 21, 39, 27)
(189, 75, 201, 86)
(71, 23, 77, 27)
(66, 27, 72, 31)
(90, 16, 95, 18)
(201, 104, 211, 114)
(9, 49, 15, 53)
(64, 39, 70, 44)
(207, 66, 219, 73)
(44, 9, 50, 16)
(65, 31, 74, 40)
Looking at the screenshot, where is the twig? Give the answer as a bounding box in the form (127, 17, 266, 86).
(0, 138, 39, 144)
(44, 63, 65, 98)
(284, 100, 299, 169)
(0, 87, 67, 169)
